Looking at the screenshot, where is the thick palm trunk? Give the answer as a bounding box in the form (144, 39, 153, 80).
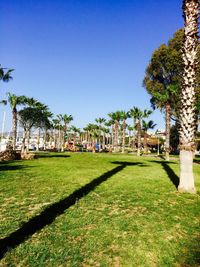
(12, 108, 17, 150)
(178, 0, 199, 193)
(165, 102, 171, 161)
(143, 132, 148, 154)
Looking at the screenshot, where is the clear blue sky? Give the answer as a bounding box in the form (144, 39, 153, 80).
(0, 0, 183, 131)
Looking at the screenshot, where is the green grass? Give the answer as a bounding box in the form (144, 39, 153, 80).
(0, 152, 199, 267)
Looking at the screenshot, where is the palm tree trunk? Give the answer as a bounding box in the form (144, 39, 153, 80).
(165, 102, 171, 161)
(44, 128, 47, 150)
(143, 132, 148, 154)
(128, 130, 131, 148)
(102, 132, 105, 150)
(12, 108, 17, 150)
(26, 130, 30, 153)
(114, 121, 119, 152)
(37, 128, 40, 151)
(132, 118, 136, 151)
(137, 121, 141, 156)
(122, 120, 126, 153)
(21, 130, 26, 154)
(178, 0, 199, 193)
(111, 125, 114, 149)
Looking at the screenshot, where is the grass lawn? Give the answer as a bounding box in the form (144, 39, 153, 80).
(0, 152, 199, 267)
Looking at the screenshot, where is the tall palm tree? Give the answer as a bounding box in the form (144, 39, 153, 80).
(7, 93, 27, 150)
(127, 124, 134, 148)
(129, 107, 139, 150)
(108, 111, 121, 152)
(119, 111, 130, 153)
(105, 119, 114, 148)
(70, 125, 80, 144)
(142, 120, 156, 154)
(95, 117, 106, 150)
(133, 107, 152, 156)
(178, 0, 199, 193)
(52, 118, 60, 149)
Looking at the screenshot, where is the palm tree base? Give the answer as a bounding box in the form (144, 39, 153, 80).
(178, 186, 196, 194)
(178, 150, 196, 194)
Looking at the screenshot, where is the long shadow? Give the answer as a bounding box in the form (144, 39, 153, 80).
(0, 165, 32, 171)
(111, 161, 148, 167)
(150, 160, 179, 189)
(37, 154, 70, 158)
(0, 161, 141, 259)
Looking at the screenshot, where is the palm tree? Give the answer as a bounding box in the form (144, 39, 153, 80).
(127, 124, 134, 148)
(7, 93, 27, 150)
(129, 107, 139, 151)
(108, 111, 121, 152)
(142, 120, 156, 154)
(52, 118, 60, 149)
(63, 114, 73, 132)
(0, 100, 7, 105)
(119, 111, 130, 153)
(70, 125, 80, 144)
(178, 0, 199, 193)
(105, 119, 114, 148)
(95, 117, 106, 150)
(133, 107, 152, 156)
(0, 65, 14, 83)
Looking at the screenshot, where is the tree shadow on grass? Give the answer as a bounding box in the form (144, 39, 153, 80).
(111, 161, 148, 167)
(36, 154, 70, 159)
(150, 160, 179, 189)
(0, 163, 33, 172)
(0, 161, 143, 259)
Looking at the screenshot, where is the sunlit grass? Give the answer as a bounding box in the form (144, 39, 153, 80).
(0, 152, 199, 266)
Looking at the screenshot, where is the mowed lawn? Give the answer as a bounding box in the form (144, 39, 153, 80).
(0, 153, 199, 267)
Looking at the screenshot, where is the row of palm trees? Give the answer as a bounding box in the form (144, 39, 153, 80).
(82, 108, 156, 155)
(1, 91, 158, 155)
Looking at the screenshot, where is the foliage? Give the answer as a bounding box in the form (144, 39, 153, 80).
(143, 28, 200, 116)
(0, 64, 14, 83)
(18, 107, 50, 131)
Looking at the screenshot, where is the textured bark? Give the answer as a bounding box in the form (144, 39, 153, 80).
(132, 118, 136, 151)
(37, 128, 40, 151)
(178, 0, 199, 193)
(122, 120, 126, 153)
(102, 132, 105, 150)
(21, 130, 26, 154)
(26, 130, 30, 153)
(143, 132, 148, 154)
(165, 102, 171, 161)
(111, 125, 114, 148)
(178, 150, 196, 193)
(137, 120, 141, 156)
(12, 108, 17, 150)
(113, 121, 119, 152)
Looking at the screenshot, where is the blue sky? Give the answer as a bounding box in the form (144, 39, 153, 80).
(0, 0, 183, 131)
